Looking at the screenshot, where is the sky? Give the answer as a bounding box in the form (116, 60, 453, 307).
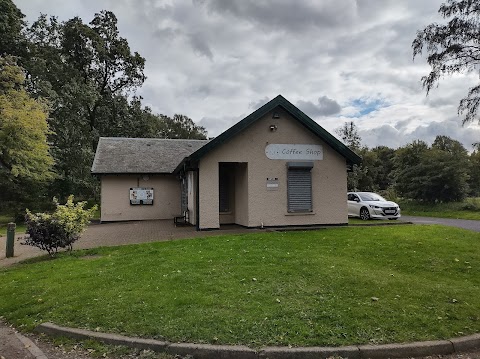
(14, 0, 480, 150)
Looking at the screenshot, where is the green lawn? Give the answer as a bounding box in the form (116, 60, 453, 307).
(0, 223, 26, 236)
(399, 198, 480, 220)
(1, 225, 479, 348)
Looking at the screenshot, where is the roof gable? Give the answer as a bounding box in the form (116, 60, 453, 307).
(184, 95, 361, 167)
(92, 137, 208, 174)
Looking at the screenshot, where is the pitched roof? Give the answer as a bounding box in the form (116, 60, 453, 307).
(91, 137, 208, 174)
(175, 95, 361, 172)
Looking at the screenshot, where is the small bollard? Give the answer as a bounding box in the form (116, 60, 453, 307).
(6, 222, 15, 258)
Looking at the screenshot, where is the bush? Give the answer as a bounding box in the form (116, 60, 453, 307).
(23, 195, 97, 257)
(461, 198, 480, 211)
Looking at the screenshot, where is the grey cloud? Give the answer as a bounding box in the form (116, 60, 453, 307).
(17, 0, 475, 151)
(360, 119, 480, 151)
(297, 96, 341, 117)
(359, 125, 402, 148)
(198, 115, 244, 137)
(249, 96, 270, 110)
(188, 32, 214, 59)
(199, 0, 357, 33)
(394, 118, 413, 131)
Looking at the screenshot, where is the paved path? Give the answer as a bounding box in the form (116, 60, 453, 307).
(402, 215, 480, 232)
(3, 216, 480, 267)
(0, 220, 256, 268)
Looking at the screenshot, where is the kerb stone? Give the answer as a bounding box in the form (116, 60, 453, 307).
(259, 345, 360, 359)
(358, 340, 454, 358)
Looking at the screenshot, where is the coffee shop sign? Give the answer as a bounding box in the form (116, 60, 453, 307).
(265, 144, 323, 160)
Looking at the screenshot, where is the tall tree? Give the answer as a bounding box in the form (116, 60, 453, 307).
(156, 114, 207, 140)
(0, 0, 26, 57)
(468, 147, 480, 196)
(0, 57, 54, 214)
(24, 11, 147, 197)
(336, 121, 361, 150)
(412, 0, 480, 124)
(0, 57, 53, 181)
(394, 137, 469, 202)
(336, 121, 363, 190)
(369, 146, 396, 191)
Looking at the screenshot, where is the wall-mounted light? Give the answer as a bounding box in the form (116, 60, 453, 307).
(269, 124, 278, 131)
(272, 113, 280, 119)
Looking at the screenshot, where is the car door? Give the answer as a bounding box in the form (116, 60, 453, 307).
(347, 193, 359, 217)
(347, 193, 361, 217)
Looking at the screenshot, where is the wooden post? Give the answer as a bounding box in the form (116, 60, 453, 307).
(6, 222, 15, 258)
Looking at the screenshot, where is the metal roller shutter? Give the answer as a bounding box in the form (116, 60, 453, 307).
(287, 168, 312, 212)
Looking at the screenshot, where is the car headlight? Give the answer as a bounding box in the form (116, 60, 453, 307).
(369, 205, 380, 209)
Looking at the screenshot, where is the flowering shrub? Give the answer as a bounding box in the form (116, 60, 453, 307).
(24, 195, 97, 257)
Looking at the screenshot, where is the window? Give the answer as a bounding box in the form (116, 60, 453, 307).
(287, 162, 313, 212)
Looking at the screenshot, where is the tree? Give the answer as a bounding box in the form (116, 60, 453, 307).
(24, 11, 147, 198)
(0, 57, 53, 181)
(156, 114, 208, 140)
(412, 0, 480, 124)
(0, 57, 54, 215)
(369, 146, 396, 191)
(336, 121, 363, 190)
(335, 121, 361, 150)
(394, 137, 469, 202)
(0, 0, 26, 57)
(468, 148, 480, 196)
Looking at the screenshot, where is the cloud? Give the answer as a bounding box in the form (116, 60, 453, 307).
(249, 96, 270, 110)
(297, 96, 341, 117)
(14, 0, 480, 151)
(198, 0, 358, 33)
(188, 32, 214, 60)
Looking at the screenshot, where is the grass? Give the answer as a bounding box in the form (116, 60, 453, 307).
(399, 198, 480, 220)
(1, 225, 479, 348)
(0, 212, 25, 236)
(348, 218, 404, 225)
(0, 223, 26, 236)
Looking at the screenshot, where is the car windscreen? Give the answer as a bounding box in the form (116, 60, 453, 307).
(358, 193, 386, 202)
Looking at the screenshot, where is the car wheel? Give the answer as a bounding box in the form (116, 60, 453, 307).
(360, 207, 370, 221)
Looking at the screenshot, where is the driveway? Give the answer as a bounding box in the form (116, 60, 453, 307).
(402, 215, 480, 232)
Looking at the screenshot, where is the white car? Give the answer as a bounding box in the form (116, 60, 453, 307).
(347, 192, 401, 220)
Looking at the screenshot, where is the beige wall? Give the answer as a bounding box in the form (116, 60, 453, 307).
(198, 107, 348, 229)
(101, 175, 181, 222)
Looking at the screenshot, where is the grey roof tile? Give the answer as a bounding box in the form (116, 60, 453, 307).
(91, 137, 208, 174)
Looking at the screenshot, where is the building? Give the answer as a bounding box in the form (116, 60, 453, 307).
(91, 95, 361, 229)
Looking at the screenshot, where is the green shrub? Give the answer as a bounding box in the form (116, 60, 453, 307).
(24, 195, 97, 257)
(460, 198, 480, 211)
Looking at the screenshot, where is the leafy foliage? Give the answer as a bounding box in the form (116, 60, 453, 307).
(336, 121, 363, 190)
(413, 0, 480, 124)
(0, 56, 54, 181)
(156, 114, 207, 140)
(24, 195, 97, 257)
(0, 0, 26, 57)
(394, 136, 469, 202)
(19, 10, 207, 199)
